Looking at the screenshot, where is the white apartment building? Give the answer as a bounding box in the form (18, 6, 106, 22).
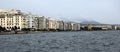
(0, 9, 27, 30)
(25, 13, 38, 29)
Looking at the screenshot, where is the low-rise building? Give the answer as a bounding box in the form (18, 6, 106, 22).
(87, 24, 93, 30)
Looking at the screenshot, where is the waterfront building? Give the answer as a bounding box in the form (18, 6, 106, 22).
(47, 17, 58, 30)
(112, 25, 120, 30)
(32, 16, 39, 30)
(56, 21, 59, 30)
(63, 22, 81, 31)
(37, 16, 47, 30)
(25, 13, 38, 30)
(73, 23, 79, 31)
(67, 22, 72, 31)
(87, 24, 93, 30)
(57, 21, 64, 31)
(92, 24, 112, 30)
(116, 25, 120, 30)
(63, 22, 69, 31)
(0, 9, 27, 30)
(77, 23, 81, 30)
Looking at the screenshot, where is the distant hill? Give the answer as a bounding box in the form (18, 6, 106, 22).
(54, 17, 101, 24)
(80, 20, 100, 24)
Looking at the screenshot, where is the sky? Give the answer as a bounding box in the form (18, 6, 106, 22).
(0, 0, 120, 24)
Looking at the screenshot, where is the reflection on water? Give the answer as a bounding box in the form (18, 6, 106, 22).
(0, 31, 120, 52)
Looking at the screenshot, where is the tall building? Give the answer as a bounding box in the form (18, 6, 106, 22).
(34, 17, 39, 30)
(25, 13, 38, 30)
(73, 23, 78, 31)
(57, 21, 64, 30)
(63, 22, 69, 31)
(0, 9, 27, 30)
(47, 17, 57, 30)
(37, 16, 47, 30)
(77, 23, 81, 30)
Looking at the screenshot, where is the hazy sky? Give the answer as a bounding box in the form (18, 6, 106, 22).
(0, 0, 120, 24)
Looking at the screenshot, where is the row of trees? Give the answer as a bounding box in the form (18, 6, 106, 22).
(0, 26, 19, 34)
(0, 26, 31, 34)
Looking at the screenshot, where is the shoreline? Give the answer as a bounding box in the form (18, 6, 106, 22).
(0, 31, 25, 35)
(0, 30, 119, 35)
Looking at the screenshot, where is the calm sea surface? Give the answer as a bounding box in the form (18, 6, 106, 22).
(0, 31, 120, 52)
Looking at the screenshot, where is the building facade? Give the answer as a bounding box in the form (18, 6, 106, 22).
(0, 9, 82, 31)
(25, 13, 38, 30)
(47, 18, 58, 30)
(37, 16, 47, 30)
(0, 9, 27, 30)
(57, 21, 64, 30)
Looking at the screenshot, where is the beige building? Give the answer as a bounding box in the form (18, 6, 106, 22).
(57, 21, 64, 30)
(0, 9, 27, 30)
(47, 17, 58, 30)
(37, 16, 47, 30)
(73, 23, 78, 31)
(67, 22, 78, 31)
(34, 17, 39, 30)
(87, 24, 93, 30)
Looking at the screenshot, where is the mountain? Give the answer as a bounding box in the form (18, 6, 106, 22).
(54, 17, 101, 24)
(80, 20, 100, 24)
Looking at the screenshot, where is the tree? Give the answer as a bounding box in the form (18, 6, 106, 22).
(0, 26, 2, 32)
(12, 26, 18, 34)
(0, 26, 6, 32)
(21, 28, 30, 33)
(2, 27, 6, 31)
